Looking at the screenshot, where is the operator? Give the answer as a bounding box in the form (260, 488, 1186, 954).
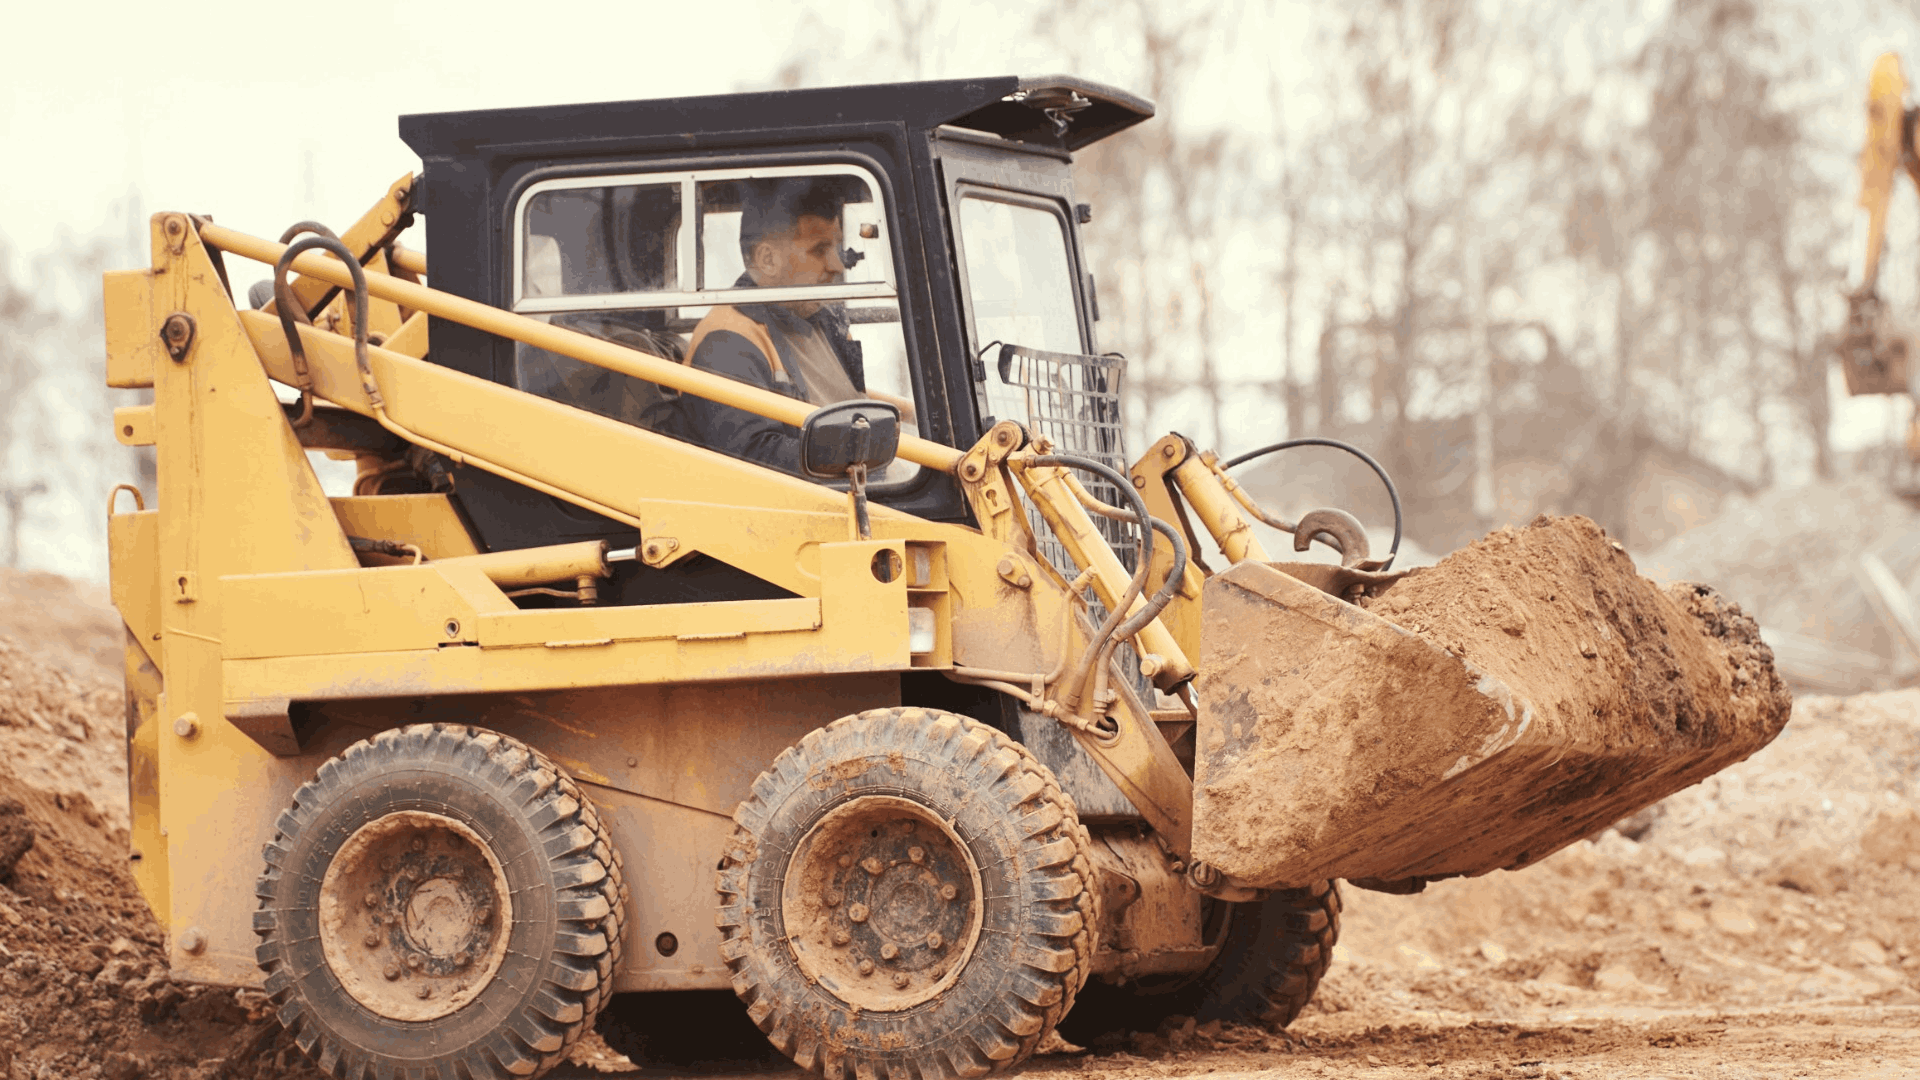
(680, 178, 870, 472)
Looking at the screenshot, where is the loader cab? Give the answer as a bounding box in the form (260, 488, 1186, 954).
(398, 76, 1150, 589)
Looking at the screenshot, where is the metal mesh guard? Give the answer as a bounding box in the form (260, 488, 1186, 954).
(995, 344, 1133, 574)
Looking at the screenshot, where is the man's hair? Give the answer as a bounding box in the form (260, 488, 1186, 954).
(738, 178, 845, 264)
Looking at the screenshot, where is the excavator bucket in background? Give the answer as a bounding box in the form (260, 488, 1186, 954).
(1189, 516, 1792, 893)
(1839, 53, 1920, 397)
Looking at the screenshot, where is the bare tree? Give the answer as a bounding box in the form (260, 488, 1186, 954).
(0, 244, 50, 568)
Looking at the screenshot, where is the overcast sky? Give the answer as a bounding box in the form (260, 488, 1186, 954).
(4, 2, 821, 258)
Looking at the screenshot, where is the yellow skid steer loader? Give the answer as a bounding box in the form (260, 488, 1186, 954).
(102, 76, 1786, 1079)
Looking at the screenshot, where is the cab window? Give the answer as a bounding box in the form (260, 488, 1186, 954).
(510, 165, 918, 480)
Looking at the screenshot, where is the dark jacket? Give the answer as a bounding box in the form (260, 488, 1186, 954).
(681, 275, 866, 471)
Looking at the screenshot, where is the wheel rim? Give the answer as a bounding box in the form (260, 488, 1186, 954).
(781, 795, 983, 1012)
(317, 810, 514, 1022)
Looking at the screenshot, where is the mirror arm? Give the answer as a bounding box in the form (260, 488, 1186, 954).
(848, 417, 873, 540)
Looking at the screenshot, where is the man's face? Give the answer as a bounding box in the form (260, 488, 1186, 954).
(750, 214, 845, 317)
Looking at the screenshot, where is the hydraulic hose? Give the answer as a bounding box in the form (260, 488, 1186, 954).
(274, 234, 383, 432)
(1022, 453, 1164, 716)
(1065, 474, 1190, 641)
(1221, 437, 1404, 571)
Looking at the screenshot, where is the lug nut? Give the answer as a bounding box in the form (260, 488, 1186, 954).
(416, 985, 431, 999)
(891, 972, 910, 988)
(940, 884, 957, 901)
(363, 891, 380, 908)
(406, 953, 424, 970)
(848, 904, 869, 923)
(838, 855, 853, 869)
(381, 856, 397, 872)
(908, 847, 925, 864)
(455, 951, 471, 968)
(858, 958, 874, 976)
(364, 932, 381, 949)
(880, 943, 898, 960)
(477, 907, 492, 925)
(411, 836, 426, 853)
(832, 929, 851, 946)
(823, 890, 842, 907)
(383, 963, 400, 981)
(862, 857, 884, 875)
(927, 932, 943, 950)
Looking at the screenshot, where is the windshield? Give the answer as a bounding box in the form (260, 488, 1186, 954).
(956, 195, 1084, 427)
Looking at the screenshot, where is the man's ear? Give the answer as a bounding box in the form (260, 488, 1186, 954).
(750, 239, 780, 277)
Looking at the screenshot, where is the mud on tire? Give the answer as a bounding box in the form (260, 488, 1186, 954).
(1059, 880, 1340, 1044)
(254, 723, 626, 1080)
(717, 707, 1097, 1079)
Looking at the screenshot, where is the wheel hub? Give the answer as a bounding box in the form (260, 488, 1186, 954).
(782, 795, 982, 1011)
(318, 810, 513, 1022)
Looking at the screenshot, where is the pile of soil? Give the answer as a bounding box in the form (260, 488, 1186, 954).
(0, 576, 635, 1079)
(0, 580, 328, 1079)
(1637, 475, 1920, 690)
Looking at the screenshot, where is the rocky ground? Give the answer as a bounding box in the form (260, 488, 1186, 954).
(0, 569, 1912, 1078)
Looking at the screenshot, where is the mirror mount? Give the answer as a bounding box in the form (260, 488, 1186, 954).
(799, 400, 901, 540)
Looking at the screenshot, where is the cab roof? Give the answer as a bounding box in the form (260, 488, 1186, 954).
(400, 75, 1154, 157)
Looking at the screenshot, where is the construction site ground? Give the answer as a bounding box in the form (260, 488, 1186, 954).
(0, 567, 1913, 1078)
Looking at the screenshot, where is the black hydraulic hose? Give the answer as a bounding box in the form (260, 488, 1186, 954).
(275, 235, 377, 413)
(278, 221, 340, 247)
(1025, 454, 1155, 587)
(1025, 454, 1157, 711)
(1221, 437, 1404, 571)
(1114, 516, 1188, 642)
(1070, 483, 1190, 642)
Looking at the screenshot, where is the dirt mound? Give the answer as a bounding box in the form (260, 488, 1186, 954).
(0, 569, 124, 682)
(0, 770, 331, 1079)
(0, 578, 323, 1078)
(0, 575, 637, 1078)
(1639, 476, 1920, 691)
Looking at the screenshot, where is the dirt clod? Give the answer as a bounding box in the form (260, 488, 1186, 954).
(0, 801, 35, 881)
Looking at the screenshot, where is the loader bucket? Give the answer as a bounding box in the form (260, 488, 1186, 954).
(1189, 515, 1791, 891)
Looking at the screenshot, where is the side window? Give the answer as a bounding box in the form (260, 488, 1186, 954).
(511, 165, 918, 481)
(953, 194, 1086, 433)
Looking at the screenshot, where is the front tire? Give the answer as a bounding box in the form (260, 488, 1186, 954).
(717, 707, 1097, 1079)
(254, 723, 626, 1079)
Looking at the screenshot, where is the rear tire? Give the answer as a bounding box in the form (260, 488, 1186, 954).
(1058, 880, 1340, 1044)
(716, 707, 1097, 1079)
(255, 723, 626, 1080)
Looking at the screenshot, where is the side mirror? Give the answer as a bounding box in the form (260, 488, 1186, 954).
(799, 400, 900, 481)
